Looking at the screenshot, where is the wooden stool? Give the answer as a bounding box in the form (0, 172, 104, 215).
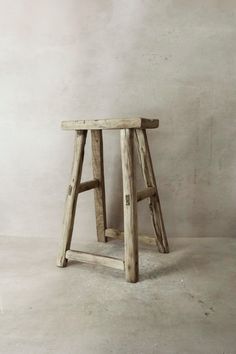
(57, 118, 169, 283)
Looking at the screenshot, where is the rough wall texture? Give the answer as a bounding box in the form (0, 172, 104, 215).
(0, 1, 236, 239)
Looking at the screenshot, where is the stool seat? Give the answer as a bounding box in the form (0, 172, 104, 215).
(61, 117, 159, 130)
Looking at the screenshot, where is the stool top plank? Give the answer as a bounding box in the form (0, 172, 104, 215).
(61, 118, 159, 130)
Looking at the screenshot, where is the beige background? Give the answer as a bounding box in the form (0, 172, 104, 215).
(1, 0, 236, 240)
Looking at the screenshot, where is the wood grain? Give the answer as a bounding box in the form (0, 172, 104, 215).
(78, 179, 99, 194)
(57, 130, 87, 267)
(135, 129, 169, 253)
(120, 129, 139, 283)
(137, 186, 156, 202)
(66, 250, 124, 270)
(91, 130, 107, 242)
(105, 228, 156, 246)
(62, 118, 159, 130)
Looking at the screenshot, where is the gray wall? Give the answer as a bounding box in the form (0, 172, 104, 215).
(1, 1, 236, 240)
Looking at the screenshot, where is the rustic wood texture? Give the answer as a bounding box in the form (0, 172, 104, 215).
(91, 130, 107, 242)
(105, 228, 156, 246)
(62, 118, 159, 130)
(78, 179, 99, 194)
(66, 250, 124, 270)
(137, 186, 156, 202)
(135, 129, 169, 253)
(57, 122, 168, 282)
(57, 130, 87, 267)
(120, 129, 139, 283)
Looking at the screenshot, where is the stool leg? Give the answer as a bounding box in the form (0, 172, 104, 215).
(135, 129, 169, 253)
(120, 129, 139, 283)
(91, 130, 107, 242)
(57, 130, 87, 267)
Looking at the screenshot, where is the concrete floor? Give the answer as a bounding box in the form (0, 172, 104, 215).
(0, 237, 236, 354)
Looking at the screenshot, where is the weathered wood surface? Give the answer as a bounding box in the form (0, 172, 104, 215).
(62, 118, 159, 130)
(91, 130, 107, 242)
(135, 129, 169, 253)
(66, 250, 124, 270)
(57, 130, 87, 267)
(105, 228, 156, 246)
(137, 186, 156, 202)
(78, 179, 99, 194)
(120, 129, 139, 283)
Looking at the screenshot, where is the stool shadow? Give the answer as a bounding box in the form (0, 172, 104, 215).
(139, 242, 210, 282)
(67, 240, 211, 283)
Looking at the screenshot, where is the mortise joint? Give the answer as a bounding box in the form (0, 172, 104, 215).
(125, 195, 130, 206)
(68, 185, 72, 195)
